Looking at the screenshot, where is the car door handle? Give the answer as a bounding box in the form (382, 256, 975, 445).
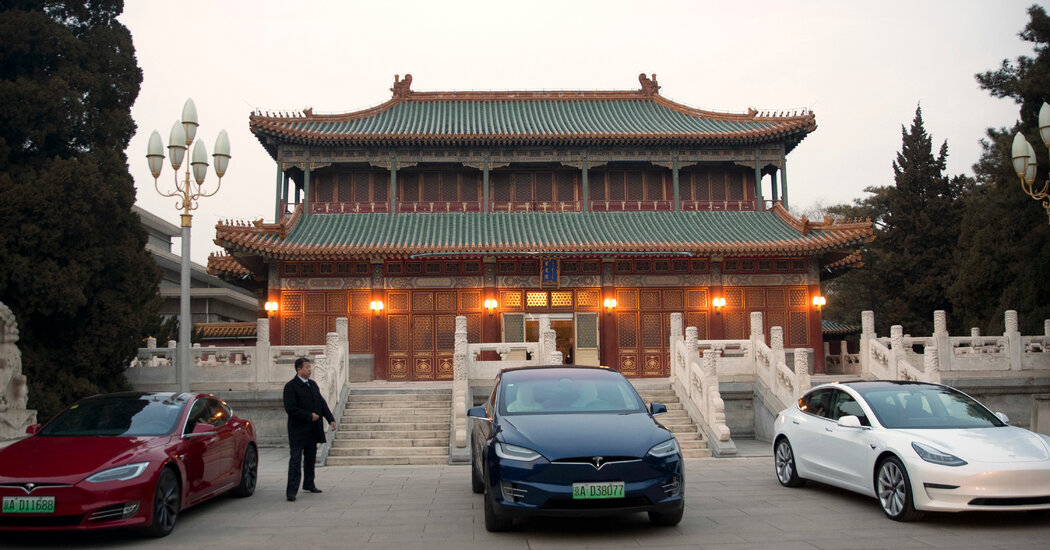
(791, 420, 799, 425)
(825, 427, 833, 432)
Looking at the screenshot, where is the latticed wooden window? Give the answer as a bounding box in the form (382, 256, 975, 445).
(691, 259, 708, 272)
(514, 172, 532, 201)
(305, 317, 326, 344)
(725, 288, 744, 308)
(388, 316, 409, 351)
(695, 171, 710, 201)
(503, 313, 524, 342)
(746, 288, 765, 308)
(576, 313, 598, 348)
(551, 291, 573, 308)
(405, 262, 422, 275)
(459, 290, 481, 311)
(425, 261, 441, 275)
(767, 311, 786, 338)
(767, 288, 786, 308)
(646, 171, 664, 200)
(758, 259, 772, 272)
(465, 313, 481, 343)
(412, 291, 434, 311)
(327, 291, 347, 313)
(616, 289, 638, 309)
(741, 259, 755, 271)
(618, 312, 638, 347)
(526, 291, 548, 308)
(729, 171, 744, 201)
(493, 172, 511, 201)
(608, 171, 626, 201)
(789, 288, 808, 308)
(641, 313, 662, 348)
(627, 171, 643, 200)
(283, 317, 302, 345)
(672, 259, 689, 273)
(337, 173, 352, 202)
(576, 289, 599, 309)
(423, 172, 440, 201)
(678, 172, 693, 201)
(711, 170, 727, 201)
(775, 259, 789, 272)
(387, 291, 409, 312)
(500, 290, 522, 310)
(305, 292, 325, 313)
(412, 316, 433, 349)
(615, 260, 632, 273)
(581, 261, 600, 274)
(354, 173, 370, 202)
(348, 316, 369, 352)
(663, 289, 683, 310)
(283, 292, 303, 313)
(685, 312, 708, 339)
(654, 260, 670, 273)
(639, 289, 661, 310)
(556, 172, 575, 202)
(725, 311, 746, 339)
(520, 261, 537, 274)
(436, 315, 456, 350)
(400, 173, 419, 202)
(462, 173, 480, 201)
(316, 173, 334, 202)
(373, 172, 388, 202)
(435, 291, 457, 311)
(589, 171, 605, 201)
(350, 291, 370, 313)
(791, 259, 807, 272)
(685, 289, 709, 310)
(535, 172, 553, 202)
(441, 173, 458, 201)
(789, 312, 808, 346)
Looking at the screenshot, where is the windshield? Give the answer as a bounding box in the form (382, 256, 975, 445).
(499, 370, 646, 415)
(856, 385, 1005, 429)
(40, 395, 185, 437)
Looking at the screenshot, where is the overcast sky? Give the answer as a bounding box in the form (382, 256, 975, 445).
(120, 0, 1038, 264)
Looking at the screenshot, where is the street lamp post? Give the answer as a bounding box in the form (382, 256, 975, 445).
(146, 98, 230, 393)
(1011, 102, 1050, 223)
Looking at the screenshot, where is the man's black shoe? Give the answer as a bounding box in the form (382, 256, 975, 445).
(287, 495, 296, 501)
(305, 487, 323, 493)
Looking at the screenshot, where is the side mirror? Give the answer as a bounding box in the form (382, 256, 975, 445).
(467, 406, 490, 422)
(995, 412, 1010, 424)
(650, 402, 667, 416)
(25, 424, 41, 435)
(837, 415, 864, 429)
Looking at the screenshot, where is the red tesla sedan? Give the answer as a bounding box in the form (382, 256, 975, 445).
(0, 392, 257, 537)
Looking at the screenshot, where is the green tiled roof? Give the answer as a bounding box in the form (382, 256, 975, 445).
(216, 210, 873, 260)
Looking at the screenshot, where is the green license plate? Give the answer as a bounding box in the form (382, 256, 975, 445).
(572, 481, 624, 500)
(2, 496, 55, 514)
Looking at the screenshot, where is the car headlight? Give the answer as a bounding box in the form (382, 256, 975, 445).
(494, 442, 544, 462)
(647, 438, 680, 458)
(911, 442, 967, 466)
(85, 462, 151, 483)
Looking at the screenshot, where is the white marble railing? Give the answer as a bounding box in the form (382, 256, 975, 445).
(859, 310, 1050, 382)
(669, 317, 730, 442)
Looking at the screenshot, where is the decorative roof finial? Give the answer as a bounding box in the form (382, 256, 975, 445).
(639, 73, 660, 96)
(391, 73, 413, 99)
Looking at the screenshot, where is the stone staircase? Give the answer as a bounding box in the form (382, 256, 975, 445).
(326, 387, 451, 466)
(634, 383, 712, 458)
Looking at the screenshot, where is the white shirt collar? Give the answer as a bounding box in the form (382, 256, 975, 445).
(297, 375, 310, 385)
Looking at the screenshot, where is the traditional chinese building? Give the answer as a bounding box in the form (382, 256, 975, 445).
(209, 74, 873, 381)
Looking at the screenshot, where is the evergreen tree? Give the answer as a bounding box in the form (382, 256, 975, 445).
(875, 107, 965, 335)
(0, 1, 159, 419)
(950, 4, 1050, 334)
(820, 188, 890, 330)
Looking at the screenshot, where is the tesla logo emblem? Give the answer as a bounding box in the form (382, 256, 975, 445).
(592, 456, 605, 469)
(23, 483, 36, 494)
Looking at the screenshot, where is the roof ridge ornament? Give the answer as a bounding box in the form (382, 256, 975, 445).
(392, 73, 413, 99)
(638, 73, 660, 96)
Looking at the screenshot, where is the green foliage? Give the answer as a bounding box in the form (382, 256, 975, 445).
(950, 4, 1050, 335)
(0, 1, 159, 419)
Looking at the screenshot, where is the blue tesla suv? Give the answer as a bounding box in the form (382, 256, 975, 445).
(468, 365, 684, 531)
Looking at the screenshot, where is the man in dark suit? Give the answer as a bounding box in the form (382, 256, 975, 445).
(283, 357, 336, 501)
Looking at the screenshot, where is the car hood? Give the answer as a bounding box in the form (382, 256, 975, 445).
(898, 426, 1050, 463)
(0, 435, 168, 482)
(500, 412, 671, 460)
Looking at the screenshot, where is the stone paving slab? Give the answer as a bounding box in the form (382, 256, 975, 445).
(2, 448, 1048, 549)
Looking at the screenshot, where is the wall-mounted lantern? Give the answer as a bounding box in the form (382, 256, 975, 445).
(603, 297, 618, 313)
(484, 298, 498, 315)
(264, 301, 279, 315)
(370, 300, 385, 316)
(712, 297, 726, 314)
(812, 295, 826, 311)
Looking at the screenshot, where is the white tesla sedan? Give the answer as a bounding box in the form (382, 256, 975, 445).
(773, 381, 1050, 521)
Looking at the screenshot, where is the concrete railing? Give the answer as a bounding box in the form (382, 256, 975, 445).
(859, 310, 1050, 382)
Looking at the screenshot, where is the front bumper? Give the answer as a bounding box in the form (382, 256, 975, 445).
(0, 478, 154, 531)
(488, 453, 684, 518)
(904, 456, 1050, 512)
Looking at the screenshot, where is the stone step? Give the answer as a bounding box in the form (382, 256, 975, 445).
(339, 421, 449, 432)
(676, 439, 707, 450)
(681, 449, 713, 458)
(344, 402, 448, 411)
(343, 413, 448, 424)
(339, 429, 448, 440)
(325, 455, 449, 466)
(349, 393, 451, 402)
(333, 438, 448, 448)
(328, 446, 448, 457)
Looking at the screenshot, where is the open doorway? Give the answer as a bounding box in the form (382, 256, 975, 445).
(523, 314, 575, 364)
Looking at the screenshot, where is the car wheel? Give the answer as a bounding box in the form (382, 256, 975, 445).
(648, 508, 683, 526)
(470, 456, 484, 494)
(143, 467, 180, 537)
(483, 489, 513, 532)
(774, 437, 805, 487)
(876, 456, 923, 522)
(231, 444, 258, 497)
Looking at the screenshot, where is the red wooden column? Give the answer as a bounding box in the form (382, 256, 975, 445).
(600, 260, 617, 367)
(268, 262, 282, 345)
(709, 259, 726, 340)
(809, 282, 825, 373)
(371, 261, 388, 380)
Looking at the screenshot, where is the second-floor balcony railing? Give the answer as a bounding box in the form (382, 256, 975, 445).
(681, 200, 758, 212)
(590, 200, 673, 212)
(397, 201, 483, 213)
(490, 201, 582, 213)
(309, 201, 391, 214)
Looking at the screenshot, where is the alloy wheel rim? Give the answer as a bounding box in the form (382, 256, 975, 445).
(775, 442, 793, 483)
(877, 462, 905, 516)
(245, 449, 258, 491)
(155, 473, 179, 530)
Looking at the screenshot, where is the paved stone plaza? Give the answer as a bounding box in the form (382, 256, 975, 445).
(2, 447, 1048, 549)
